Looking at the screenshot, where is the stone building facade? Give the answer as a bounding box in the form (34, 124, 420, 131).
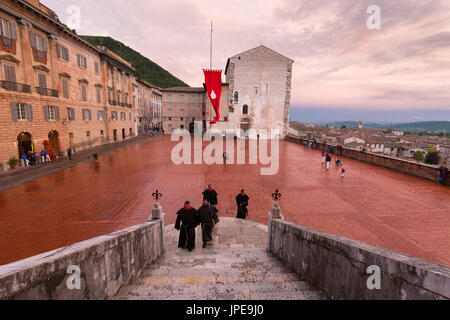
(0, 0, 138, 167)
(212, 45, 293, 137)
(161, 87, 206, 134)
(135, 79, 162, 134)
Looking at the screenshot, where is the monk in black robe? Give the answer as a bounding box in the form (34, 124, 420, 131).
(202, 184, 218, 206)
(197, 200, 219, 248)
(236, 189, 250, 219)
(175, 201, 198, 252)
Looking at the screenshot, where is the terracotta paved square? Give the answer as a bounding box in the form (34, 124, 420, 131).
(0, 135, 449, 266)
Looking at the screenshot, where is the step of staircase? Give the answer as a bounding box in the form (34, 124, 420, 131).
(112, 218, 327, 300)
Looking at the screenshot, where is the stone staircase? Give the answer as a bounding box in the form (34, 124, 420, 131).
(112, 218, 327, 300)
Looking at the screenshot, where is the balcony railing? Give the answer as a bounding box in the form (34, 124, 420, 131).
(36, 87, 58, 97)
(109, 100, 117, 106)
(0, 81, 31, 93)
(127, 104, 133, 108)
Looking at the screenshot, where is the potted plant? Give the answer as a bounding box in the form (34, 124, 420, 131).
(92, 152, 99, 161)
(9, 157, 19, 169)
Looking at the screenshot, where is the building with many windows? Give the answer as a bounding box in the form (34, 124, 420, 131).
(161, 87, 206, 134)
(135, 79, 162, 134)
(0, 0, 138, 167)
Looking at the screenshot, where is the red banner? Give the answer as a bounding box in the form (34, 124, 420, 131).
(203, 69, 222, 124)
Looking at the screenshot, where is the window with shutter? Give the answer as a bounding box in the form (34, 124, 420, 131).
(95, 62, 99, 74)
(38, 73, 47, 89)
(29, 31, 37, 48)
(10, 103, 18, 121)
(81, 84, 87, 101)
(4, 64, 16, 82)
(96, 86, 101, 103)
(62, 78, 69, 99)
(43, 105, 49, 120)
(26, 104, 33, 121)
(48, 106, 56, 120)
(16, 103, 26, 120)
(0, 18, 16, 39)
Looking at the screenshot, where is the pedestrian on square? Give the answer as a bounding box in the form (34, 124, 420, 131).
(202, 184, 218, 206)
(223, 152, 228, 164)
(236, 189, 250, 219)
(197, 199, 219, 248)
(326, 153, 332, 171)
(321, 151, 325, 165)
(67, 148, 72, 161)
(175, 201, 199, 252)
(40, 150, 45, 163)
(341, 168, 346, 178)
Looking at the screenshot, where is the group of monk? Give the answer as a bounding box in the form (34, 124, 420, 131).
(174, 184, 250, 252)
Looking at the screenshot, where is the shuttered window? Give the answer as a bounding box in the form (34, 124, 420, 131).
(67, 107, 75, 121)
(38, 73, 47, 89)
(96, 86, 101, 103)
(0, 18, 17, 40)
(77, 54, 87, 69)
(81, 84, 87, 101)
(97, 110, 105, 121)
(44, 106, 59, 120)
(95, 62, 99, 74)
(4, 64, 16, 82)
(61, 78, 69, 99)
(56, 44, 69, 61)
(29, 32, 48, 52)
(17, 103, 26, 120)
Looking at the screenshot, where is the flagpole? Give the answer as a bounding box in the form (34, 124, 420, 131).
(209, 20, 212, 125)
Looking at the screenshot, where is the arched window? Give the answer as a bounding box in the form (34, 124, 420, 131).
(242, 105, 248, 115)
(234, 91, 238, 103)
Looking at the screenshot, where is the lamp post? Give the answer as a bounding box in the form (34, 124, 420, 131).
(271, 189, 282, 219)
(267, 189, 282, 252)
(150, 189, 162, 220)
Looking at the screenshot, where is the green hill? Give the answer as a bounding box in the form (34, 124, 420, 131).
(80, 36, 189, 88)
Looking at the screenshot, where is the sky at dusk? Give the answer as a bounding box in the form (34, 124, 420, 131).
(42, 0, 450, 121)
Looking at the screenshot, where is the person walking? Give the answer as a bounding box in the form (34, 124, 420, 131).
(67, 148, 72, 161)
(197, 200, 219, 248)
(223, 152, 228, 164)
(321, 151, 325, 165)
(236, 189, 250, 219)
(202, 184, 218, 206)
(341, 168, 345, 178)
(326, 153, 332, 171)
(175, 201, 199, 252)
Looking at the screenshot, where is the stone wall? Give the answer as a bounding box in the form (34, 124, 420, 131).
(0, 217, 165, 300)
(286, 135, 450, 186)
(268, 216, 450, 300)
